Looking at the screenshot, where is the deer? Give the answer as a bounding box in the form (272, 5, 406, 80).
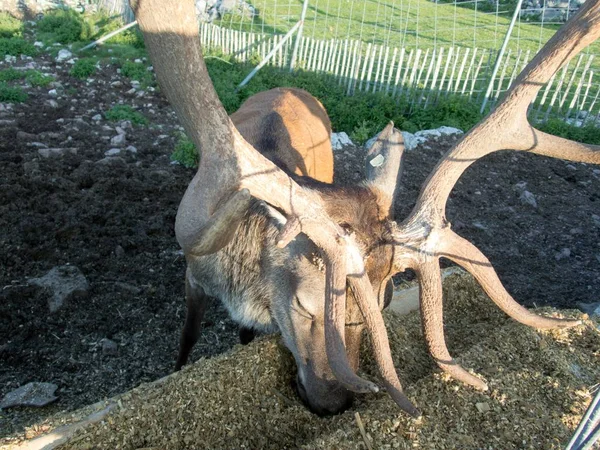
(131, 0, 600, 418)
(173, 85, 401, 415)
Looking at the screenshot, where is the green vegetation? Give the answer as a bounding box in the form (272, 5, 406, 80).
(120, 60, 153, 85)
(70, 58, 97, 79)
(0, 12, 22, 38)
(93, 16, 145, 49)
(37, 9, 92, 44)
(0, 67, 24, 82)
(170, 134, 199, 168)
(212, 0, 565, 54)
(25, 70, 54, 87)
(104, 105, 148, 125)
(0, 37, 36, 58)
(0, 83, 27, 103)
(537, 118, 600, 145)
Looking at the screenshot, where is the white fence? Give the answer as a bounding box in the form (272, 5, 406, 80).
(95, 0, 600, 125)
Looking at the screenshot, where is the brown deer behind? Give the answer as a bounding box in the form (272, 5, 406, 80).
(231, 88, 334, 183)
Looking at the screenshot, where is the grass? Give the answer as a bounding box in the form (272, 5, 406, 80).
(213, 0, 567, 54)
(0, 12, 22, 38)
(120, 60, 153, 86)
(0, 83, 27, 103)
(0, 67, 24, 82)
(25, 70, 55, 87)
(0, 68, 54, 87)
(70, 58, 97, 79)
(170, 133, 199, 168)
(37, 9, 93, 44)
(104, 105, 148, 125)
(0, 37, 36, 58)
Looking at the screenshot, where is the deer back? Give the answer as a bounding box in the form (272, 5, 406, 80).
(231, 88, 334, 183)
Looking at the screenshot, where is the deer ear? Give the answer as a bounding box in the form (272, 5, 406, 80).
(365, 122, 405, 218)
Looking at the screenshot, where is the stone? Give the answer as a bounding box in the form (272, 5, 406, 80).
(331, 132, 354, 150)
(34, 41, 44, 48)
(120, 120, 133, 130)
(0, 382, 58, 409)
(17, 131, 37, 141)
(38, 148, 78, 158)
(111, 133, 126, 147)
(28, 265, 89, 312)
(577, 301, 600, 318)
(92, 114, 102, 121)
(56, 49, 73, 63)
(555, 248, 571, 261)
(45, 99, 59, 109)
(125, 145, 137, 153)
(100, 338, 118, 356)
(4, 55, 16, 63)
(105, 148, 121, 156)
(519, 190, 538, 208)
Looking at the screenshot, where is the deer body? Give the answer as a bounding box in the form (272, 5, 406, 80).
(176, 88, 400, 415)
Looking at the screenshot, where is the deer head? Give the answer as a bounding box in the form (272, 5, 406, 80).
(131, 0, 600, 417)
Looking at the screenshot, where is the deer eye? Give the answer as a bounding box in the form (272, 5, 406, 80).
(339, 223, 353, 235)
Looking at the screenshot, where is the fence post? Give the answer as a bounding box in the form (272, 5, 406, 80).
(237, 20, 304, 90)
(289, 0, 310, 71)
(480, 0, 524, 114)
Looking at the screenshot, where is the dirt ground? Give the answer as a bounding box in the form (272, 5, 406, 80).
(1, 49, 599, 441)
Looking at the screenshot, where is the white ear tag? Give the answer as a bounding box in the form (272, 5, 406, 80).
(369, 154, 385, 167)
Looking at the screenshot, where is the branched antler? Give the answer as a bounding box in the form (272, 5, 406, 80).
(390, 0, 600, 390)
(131, 0, 417, 414)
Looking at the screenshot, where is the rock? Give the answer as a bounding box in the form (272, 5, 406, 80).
(4, 55, 16, 63)
(34, 41, 44, 48)
(126, 88, 136, 95)
(28, 265, 89, 312)
(92, 114, 102, 121)
(592, 214, 600, 227)
(115, 245, 125, 257)
(105, 148, 121, 156)
(113, 282, 142, 295)
(111, 133, 126, 146)
(0, 382, 58, 409)
(38, 148, 78, 158)
(519, 190, 538, 208)
(48, 89, 58, 97)
(111, 81, 122, 87)
(120, 120, 133, 130)
(100, 338, 118, 356)
(56, 49, 73, 62)
(95, 156, 127, 167)
(331, 132, 354, 150)
(17, 131, 37, 141)
(45, 99, 59, 109)
(475, 402, 490, 413)
(555, 248, 571, 261)
(115, 126, 126, 136)
(125, 145, 137, 153)
(0, 119, 16, 126)
(577, 302, 600, 318)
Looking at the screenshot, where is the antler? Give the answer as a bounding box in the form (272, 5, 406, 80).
(392, 0, 600, 389)
(130, 0, 419, 415)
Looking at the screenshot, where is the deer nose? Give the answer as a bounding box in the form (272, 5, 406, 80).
(294, 374, 354, 416)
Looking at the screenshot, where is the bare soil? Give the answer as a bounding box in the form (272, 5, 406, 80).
(1, 50, 599, 442)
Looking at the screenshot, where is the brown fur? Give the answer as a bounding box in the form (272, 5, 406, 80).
(231, 88, 334, 183)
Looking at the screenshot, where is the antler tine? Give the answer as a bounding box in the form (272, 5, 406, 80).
(349, 274, 420, 416)
(416, 259, 488, 391)
(133, 0, 381, 397)
(438, 228, 581, 329)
